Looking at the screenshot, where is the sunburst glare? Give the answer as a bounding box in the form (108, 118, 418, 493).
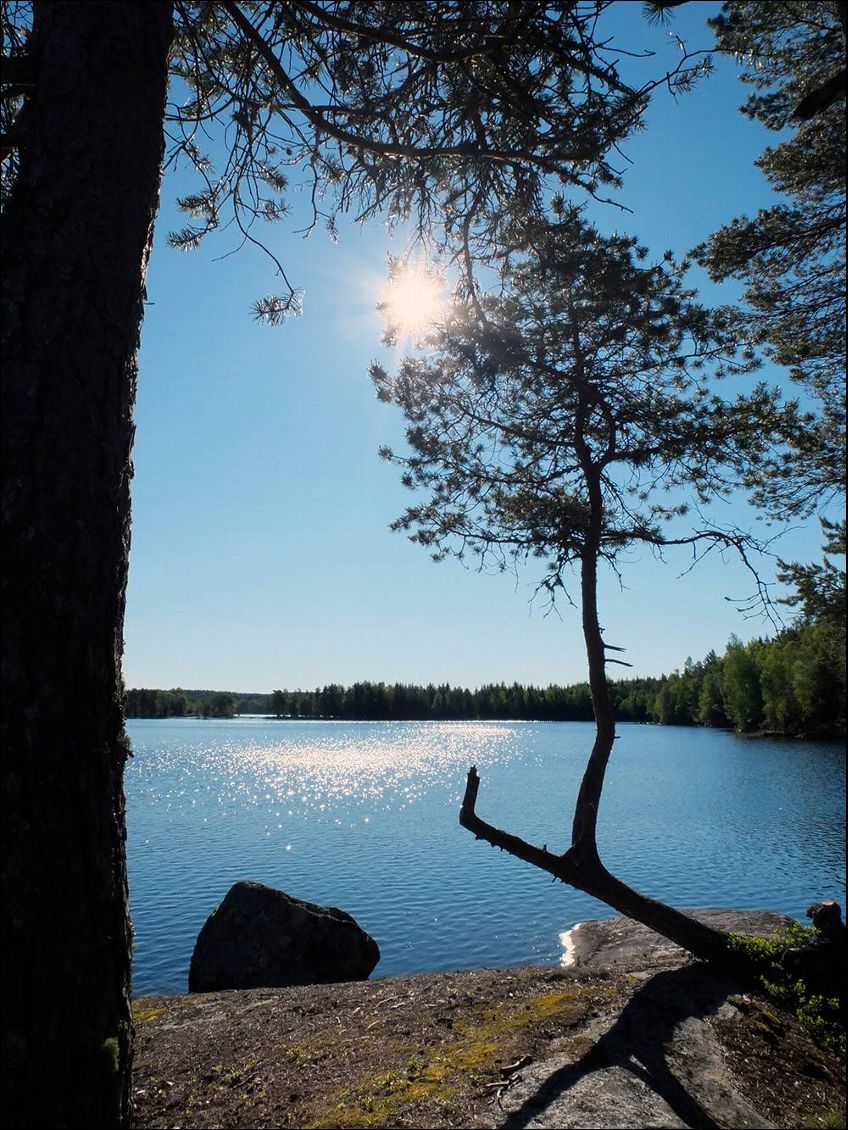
(380, 265, 444, 337)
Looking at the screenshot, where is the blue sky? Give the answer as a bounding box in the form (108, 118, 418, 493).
(123, 3, 833, 693)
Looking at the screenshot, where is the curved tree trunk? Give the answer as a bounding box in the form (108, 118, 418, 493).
(570, 504, 735, 962)
(461, 427, 740, 969)
(1, 4, 172, 1126)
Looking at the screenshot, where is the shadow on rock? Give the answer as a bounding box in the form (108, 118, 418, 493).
(501, 963, 741, 1130)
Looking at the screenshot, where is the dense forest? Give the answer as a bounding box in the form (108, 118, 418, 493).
(126, 595, 845, 738)
(125, 688, 237, 719)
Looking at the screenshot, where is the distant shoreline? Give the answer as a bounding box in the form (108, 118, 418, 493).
(124, 710, 844, 742)
(123, 661, 846, 739)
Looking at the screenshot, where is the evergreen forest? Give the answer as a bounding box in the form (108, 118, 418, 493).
(126, 580, 845, 738)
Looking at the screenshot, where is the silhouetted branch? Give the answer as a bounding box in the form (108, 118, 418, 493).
(460, 766, 570, 878)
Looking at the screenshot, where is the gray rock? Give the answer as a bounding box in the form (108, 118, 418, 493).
(497, 909, 796, 1130)
(561, 907, 793, 974)
(188, 881, 380, 992)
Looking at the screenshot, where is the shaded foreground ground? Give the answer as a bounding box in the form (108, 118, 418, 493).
(133, 912, 845, 1129)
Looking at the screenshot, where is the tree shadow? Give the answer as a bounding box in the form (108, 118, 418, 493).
(501, 963, 741, 1130)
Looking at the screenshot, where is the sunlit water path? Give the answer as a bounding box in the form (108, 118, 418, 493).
(125, 719, 845, 996)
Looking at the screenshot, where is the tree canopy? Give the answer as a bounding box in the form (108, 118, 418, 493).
(150, 0, 714, 320)
(374, 209, 785, 596)
(693, 1, 846, 517)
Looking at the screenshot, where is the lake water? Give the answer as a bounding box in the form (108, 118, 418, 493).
(125, 718, 846, 996)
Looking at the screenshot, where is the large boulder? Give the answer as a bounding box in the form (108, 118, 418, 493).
(188, 881, 380, 992)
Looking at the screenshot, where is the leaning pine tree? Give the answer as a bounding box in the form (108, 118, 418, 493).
(373, 209, 793, 965)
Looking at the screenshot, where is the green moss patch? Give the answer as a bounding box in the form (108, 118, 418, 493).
(728, 927, 845, 1054)
(133, 1005, 166, 1025)
(300, 983, 609, 1128)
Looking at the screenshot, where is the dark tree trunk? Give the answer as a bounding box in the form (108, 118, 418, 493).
(1, 4, 172, 1127)
(461, 416, 741, 970)
(567, 524, 739, 963)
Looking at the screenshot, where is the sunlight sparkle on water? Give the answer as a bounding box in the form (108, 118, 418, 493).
(129, 722, 515, 828)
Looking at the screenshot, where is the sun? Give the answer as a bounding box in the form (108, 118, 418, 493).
(380, 267, 444, 337)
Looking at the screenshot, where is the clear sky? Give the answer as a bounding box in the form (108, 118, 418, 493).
(123, 2, 833, 694)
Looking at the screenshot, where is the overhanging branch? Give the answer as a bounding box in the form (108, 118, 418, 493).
(220, 0, 561, 168)
(460, 766, 571, 878)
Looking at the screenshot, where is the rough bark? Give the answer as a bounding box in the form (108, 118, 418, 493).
(1, 4, 172, 1127)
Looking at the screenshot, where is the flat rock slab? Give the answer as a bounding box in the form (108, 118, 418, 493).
(497, 909, 794, 1130)
(495, 963, 770, 1129)
(563, 908, 793, 974)
(133, 909, 844, 1130)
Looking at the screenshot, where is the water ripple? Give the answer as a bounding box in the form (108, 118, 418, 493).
(125, 719, 846, 995)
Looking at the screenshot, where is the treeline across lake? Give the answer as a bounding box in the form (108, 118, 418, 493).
(124, 688, 236, 720)
(126, 615, 844, 738)
(652, 624, 843, 737)
(124, 681, 614, 723)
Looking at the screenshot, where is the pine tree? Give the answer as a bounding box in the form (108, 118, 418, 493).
(779, 518, 847, 626)
(693, 1, 846, 517)
(375, 209, 789, 964)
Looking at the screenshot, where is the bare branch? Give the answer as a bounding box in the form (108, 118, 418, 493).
(459, 766, 754, 967)
(460, 767, 569, 878)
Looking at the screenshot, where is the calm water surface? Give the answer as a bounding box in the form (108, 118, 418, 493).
(125, 719, 845, 995)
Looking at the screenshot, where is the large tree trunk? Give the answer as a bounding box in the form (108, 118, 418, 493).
(1, 4, 172, 1126)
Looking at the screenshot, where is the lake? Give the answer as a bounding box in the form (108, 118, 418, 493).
(125, 718, 846, 996)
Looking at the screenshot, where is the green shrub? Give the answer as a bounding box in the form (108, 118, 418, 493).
(728, 925, 845, 1054)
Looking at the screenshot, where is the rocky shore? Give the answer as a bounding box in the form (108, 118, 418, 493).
(132, 909, 846, 1129)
